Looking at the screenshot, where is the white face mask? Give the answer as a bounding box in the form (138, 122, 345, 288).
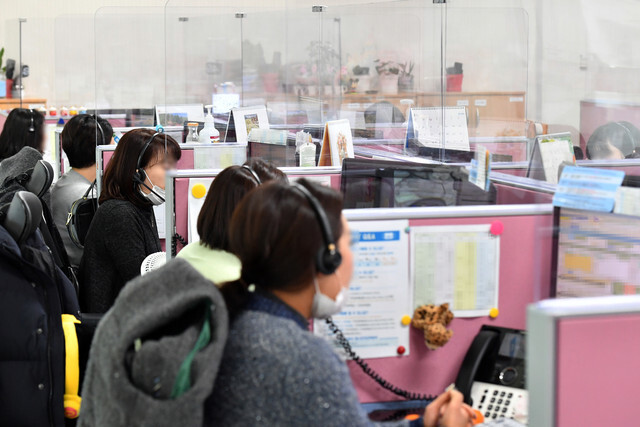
(139, 170, 165, 206)
(311, 275, 347, 319)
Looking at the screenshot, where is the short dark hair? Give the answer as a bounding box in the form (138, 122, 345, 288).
(243, 158, 288, 183)
(0, 108, 45, 161)
(223, 179, 343, 303)
(61, 114, 114, 168)
(100, 128, 181, 207)
(197, 165, 260, 251)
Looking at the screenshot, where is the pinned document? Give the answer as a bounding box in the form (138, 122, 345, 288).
(187, 178, 214, 243)
(469, 145, 492, 191)
(411, 224, 500, 317)
(314, 220, 411, 359)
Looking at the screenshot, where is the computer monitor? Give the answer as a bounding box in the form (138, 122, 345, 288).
(527, 295, 640, 427)
(551, 206, 640, 298)
(340, 158, 497, 209)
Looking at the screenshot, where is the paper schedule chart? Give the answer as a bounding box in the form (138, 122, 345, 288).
(411, 225, 500, 317)
(314, 220, 411, 359)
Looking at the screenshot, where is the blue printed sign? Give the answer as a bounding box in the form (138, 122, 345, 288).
(553, 166, 624, 212)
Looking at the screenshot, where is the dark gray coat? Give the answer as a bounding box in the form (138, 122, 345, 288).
(78, 258, 228, 427)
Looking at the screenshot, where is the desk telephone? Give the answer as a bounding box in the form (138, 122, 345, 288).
(329, 320, 527, 425)
(455, 326, 528, 424)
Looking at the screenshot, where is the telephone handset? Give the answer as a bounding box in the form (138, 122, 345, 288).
(455, 325, 528, 424)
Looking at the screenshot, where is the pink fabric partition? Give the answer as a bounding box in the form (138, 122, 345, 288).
(494, 183, 553, 204)
(172, 172, 341, 251)
(556, 314, 640, 426)
(350, 213, 554, 403)
(102, 147, 195, 170)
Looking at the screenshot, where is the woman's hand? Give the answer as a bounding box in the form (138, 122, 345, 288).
(423, 390, 475, 427)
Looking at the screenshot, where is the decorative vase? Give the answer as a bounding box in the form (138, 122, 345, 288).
(356, 75, 372, 93)
(398, 75, 414, 92)
(379, 74, 399, 95)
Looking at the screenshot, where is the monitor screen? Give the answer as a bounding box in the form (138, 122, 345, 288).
(553, 207, 640, 297)
(341, 158, 496, 209)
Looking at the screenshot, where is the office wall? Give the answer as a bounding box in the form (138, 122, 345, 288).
(2, 0, 637, 133)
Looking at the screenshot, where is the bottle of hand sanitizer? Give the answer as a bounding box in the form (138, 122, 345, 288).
(300, 133, 316, 167)
(198, 105, 220, 143)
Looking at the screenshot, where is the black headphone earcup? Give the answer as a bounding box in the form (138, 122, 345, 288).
(316, 248, 342, 275)
(133, 170, 145, 185)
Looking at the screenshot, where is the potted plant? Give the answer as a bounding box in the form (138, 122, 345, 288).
(374, 60, 400, 95)
(398, 61, 415, 92)
(306, 41, 340, 96)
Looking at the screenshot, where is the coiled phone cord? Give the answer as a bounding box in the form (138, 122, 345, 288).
(171, 233, 188, 257)
(325, 317, 436, 402)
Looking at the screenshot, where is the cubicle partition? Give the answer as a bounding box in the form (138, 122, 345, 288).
(163, 164, 556, 405)
(490, 171, 555, 205)
(164, 167, 343, 257)
(96, 142, 248, 197)
(344, 204, 554, 403)
(55, 126, 184, 181)
(528, 296, 640, 427)
(493, 159, 640, 179)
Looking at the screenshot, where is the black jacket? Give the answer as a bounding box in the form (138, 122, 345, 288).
(0, 225, 80, 427)
(79, 199, 160, 313)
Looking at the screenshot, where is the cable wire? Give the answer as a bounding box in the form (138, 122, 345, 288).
(325, 317, 435, 402)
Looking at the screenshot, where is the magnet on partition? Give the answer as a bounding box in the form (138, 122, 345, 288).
(192, 183, 207, 199)
(396, 346, 406, 355)
(489, 307, 499, 319)
(401, 315, 412, 326)
(405, 226, 411, 234)
(489, 221, 504, 236)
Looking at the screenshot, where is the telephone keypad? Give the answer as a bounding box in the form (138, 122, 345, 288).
(470, 382, 528, 425)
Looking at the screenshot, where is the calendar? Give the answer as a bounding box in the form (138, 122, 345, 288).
(405, 107, 470, 151)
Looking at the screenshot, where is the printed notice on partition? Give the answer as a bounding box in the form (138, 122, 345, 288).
(411, 225, 499, 317)
(314, 220, 410, 359)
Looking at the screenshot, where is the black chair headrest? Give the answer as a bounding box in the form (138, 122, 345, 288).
(3, 191, 42, 246)
(26, 160, 54, 199)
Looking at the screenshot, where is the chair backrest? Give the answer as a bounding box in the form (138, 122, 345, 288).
(26, 160, 54, 198)
(3, 191, 42, 246)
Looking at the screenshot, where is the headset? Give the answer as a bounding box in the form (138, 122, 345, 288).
(242, 165, 262, 185)
(290, 183, 342, 275)
(133, 131, 165, 201)
(291, 182, 434, 402)
(92, 115, 105, 146)
(28, 109, 35, 133)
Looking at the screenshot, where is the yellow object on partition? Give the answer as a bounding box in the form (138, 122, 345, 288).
(401, 315, 412, 326)
(61, 314, 81, 419)
(191, 183, 207, 199)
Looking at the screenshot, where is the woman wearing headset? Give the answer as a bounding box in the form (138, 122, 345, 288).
(0, 108, 46, 161)
(79, 129, 181, 313)
(177, 160, 287, 284)
(206, 179, 474, 427)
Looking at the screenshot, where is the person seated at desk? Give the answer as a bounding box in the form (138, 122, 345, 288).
(51, 114, 113, 267)
(0, 108, 46, 162)
(205, 179, 474, 427)
(586, 121, 640, 160)
(177, 159, 287, 284)
(79, 129, 181, 313)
